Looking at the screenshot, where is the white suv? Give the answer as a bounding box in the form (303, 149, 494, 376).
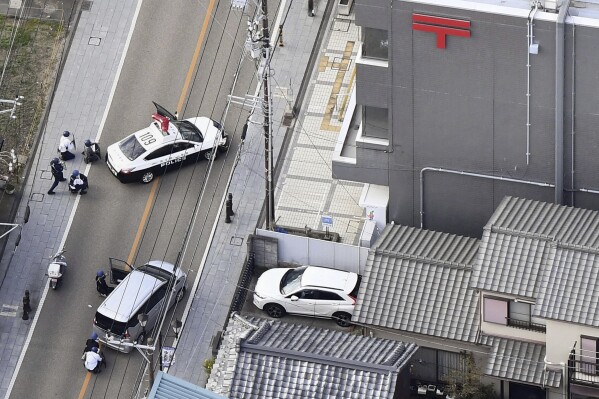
(253, 265, 360, 327)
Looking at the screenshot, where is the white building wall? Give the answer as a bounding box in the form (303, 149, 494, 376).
(545, 319, 599, 362)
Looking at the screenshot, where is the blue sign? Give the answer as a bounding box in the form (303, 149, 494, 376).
(321, 216, 333, 227)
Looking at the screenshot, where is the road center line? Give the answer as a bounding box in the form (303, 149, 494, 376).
(77, 372, 92, 399)
(177, 0, 217, 114)
(127, 178, 160, 265)
(77, 0, 216, 396)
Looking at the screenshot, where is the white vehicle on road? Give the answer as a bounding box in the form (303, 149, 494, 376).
(253, 265, 361, 327)
(106, 102, 229, 183)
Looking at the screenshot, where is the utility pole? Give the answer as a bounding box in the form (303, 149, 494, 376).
(260, 0, 275, 230)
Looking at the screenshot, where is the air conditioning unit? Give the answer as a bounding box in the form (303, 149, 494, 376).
(541, 0, 558, 11)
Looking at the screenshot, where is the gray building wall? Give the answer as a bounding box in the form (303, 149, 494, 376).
(349, 0, 599, 237)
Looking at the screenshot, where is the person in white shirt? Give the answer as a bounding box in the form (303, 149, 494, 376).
(84, 347, 103, 373)
(58, 131, 75, 161)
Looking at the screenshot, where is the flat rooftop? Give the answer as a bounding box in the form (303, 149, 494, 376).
(406, 0, 599, 25)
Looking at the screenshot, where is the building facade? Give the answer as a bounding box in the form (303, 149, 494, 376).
(332, 0, 599, 237)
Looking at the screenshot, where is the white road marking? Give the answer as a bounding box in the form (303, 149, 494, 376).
(0, 304, 18, 317)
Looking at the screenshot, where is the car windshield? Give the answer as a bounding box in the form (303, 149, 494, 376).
(136, 264, 172, 282)
(280, 266, 307, 295)
(175, 121, 202, 142)
(118, 135, 146, 160)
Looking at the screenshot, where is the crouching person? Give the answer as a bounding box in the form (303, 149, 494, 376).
(84, 347, 103, 374)
(83, 139, 101, 164)
(69, 170, 88, 194)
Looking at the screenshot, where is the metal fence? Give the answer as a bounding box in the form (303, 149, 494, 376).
(229, 252, 255, 313)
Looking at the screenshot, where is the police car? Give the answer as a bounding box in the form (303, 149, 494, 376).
(106, 102, 229, 183)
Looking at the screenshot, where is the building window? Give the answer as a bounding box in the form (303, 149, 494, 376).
(508, 301, 530, 324)
(581, 337, 598, 375)
(362, 28, 388, 60)
(483, 297, 546, 332)
(483, 297, 507, 325)
(362, 106, 388, 139)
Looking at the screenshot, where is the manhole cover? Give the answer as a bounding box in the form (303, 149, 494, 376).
(30, 193, 44, 202)
(230, 236, 244, 246)
(82, 1, 93, 11)
(332, 20, 350, 32)
(89, 37, 101, 46)
(40, 170, 52, 180)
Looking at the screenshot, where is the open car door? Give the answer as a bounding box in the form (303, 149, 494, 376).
(109, 258, 134, 284)
(152, 101, 178, 121)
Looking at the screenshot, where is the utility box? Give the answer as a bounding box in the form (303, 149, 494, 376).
(359, 184, 389, 234)
(338, 0, 353, 16)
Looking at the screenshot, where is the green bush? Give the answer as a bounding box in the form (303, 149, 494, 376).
(203, 358, 215, 375)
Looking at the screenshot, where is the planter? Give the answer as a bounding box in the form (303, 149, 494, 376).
(338, 0, 353, 16)
(3, 183, 15, 195)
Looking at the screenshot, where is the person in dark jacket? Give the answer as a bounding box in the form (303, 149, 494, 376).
(69, 170, 88, 194)
(96, 270, 113, 297)
(82, 139, 101, 163)
(47, 158, 67, 195)
(81, 332, 100, 360)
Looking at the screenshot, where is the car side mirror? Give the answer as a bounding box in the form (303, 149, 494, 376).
(290, 295, 298, 301)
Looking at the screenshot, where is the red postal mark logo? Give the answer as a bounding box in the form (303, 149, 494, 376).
(412, 14, 471, 49)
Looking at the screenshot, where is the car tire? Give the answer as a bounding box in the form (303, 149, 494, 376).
(141, 170, 154, 184)
(176, 286, 186, 303)
(217, 136, 229, 153)
(265, 303, 286, 319)
(203, 150, 214, 161)
(333, 312, 352, 327)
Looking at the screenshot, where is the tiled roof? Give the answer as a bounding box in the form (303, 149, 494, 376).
(482, 335, 562, 388)
(472, 196, 599, 326)
(354, 225, 480, 342)
(536, 246, 599, 325)
(207, 314, 418, 399)
(149, 371, 228, 399)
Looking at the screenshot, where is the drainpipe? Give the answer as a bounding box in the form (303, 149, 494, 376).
(555, 0, 569, 204)
(570, 23, 576, 205)
(526, 2, 540, 165)
(419, 167, 554, 228)
(544, 356, 567, 398)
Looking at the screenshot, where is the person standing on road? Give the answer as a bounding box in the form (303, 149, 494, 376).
(58, 131, 76, 161)
(47, 158, 67, 195)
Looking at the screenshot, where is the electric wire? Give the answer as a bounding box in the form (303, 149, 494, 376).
(104, 0, 262, 393)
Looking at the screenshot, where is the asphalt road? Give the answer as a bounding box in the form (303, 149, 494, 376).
(8, 0, 259, 397)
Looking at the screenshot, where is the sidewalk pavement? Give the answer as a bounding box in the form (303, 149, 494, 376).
(0, 0, 138, 396)
(169, 1, 363, 386)
(0, 0, 364, 394)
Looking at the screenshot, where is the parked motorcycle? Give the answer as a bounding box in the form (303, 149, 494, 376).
(46, 249, 67, 289)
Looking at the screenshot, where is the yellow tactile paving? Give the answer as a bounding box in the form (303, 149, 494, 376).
(320, 41, 354, 132)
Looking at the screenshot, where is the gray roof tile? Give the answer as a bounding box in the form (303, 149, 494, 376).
(482, 335, 562, 388)
(207, 314, 418, 399)
(354, 225, 480, 342)
(472, 196, 599, 326)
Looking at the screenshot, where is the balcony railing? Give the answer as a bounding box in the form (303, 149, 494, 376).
(568, 357, 599, 387)
(506, 317, 546, 333)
